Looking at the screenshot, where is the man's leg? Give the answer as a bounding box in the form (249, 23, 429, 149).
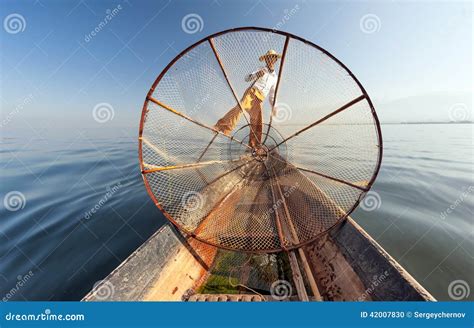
(214, 89, 254, 136)
(248, 97, 263, 148)
(214, 105, 242, 136)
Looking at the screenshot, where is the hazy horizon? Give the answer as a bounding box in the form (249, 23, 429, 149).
(1, 0, 472, 131)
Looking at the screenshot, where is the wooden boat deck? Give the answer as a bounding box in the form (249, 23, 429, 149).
(83, 163, 435, 302)
(83, 216, 434, 301)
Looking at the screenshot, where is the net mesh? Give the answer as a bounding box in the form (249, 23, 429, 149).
(139, 28, 382, 252)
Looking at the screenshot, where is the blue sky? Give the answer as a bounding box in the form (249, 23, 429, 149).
(0, 0, 472, 130)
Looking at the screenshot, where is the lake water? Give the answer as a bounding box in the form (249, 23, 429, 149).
(0, 124, 472, 301)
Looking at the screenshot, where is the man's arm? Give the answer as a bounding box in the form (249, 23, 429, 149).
(245, 68, 264, 82)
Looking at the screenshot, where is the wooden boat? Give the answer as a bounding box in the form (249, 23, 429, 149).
(88, 26, 427, 301)
(83, 163, 435, 302)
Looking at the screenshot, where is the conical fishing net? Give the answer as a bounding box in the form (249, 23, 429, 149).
(139, 28, 382, 252)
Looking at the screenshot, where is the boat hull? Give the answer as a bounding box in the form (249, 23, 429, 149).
(83, 218, 434, 301)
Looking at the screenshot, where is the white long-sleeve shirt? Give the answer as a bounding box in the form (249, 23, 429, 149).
(245, 67, 277, 105)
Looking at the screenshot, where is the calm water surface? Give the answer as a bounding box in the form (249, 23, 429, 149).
(0, 124, 472, 300)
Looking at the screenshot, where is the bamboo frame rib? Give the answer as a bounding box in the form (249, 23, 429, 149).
(263, 35, 290, 145)
(266, 152, 368, 192)
(197, 134, 218, 162)
(295, 167, 368, 191)
(208, 38, 261, 148)
(147, 96, 251, 150)
(142, 158, 245, 174)
(270, 95, 367, 151)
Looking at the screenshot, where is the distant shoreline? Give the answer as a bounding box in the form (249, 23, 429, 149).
(381, 121, 473, 125)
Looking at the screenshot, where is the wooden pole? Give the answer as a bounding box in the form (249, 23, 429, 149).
(266, 163, 309, 301)
(287, 251, 309, 301)
(271, 167, 323, 301)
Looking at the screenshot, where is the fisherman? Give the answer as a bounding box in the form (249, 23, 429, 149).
(214, 49, 281, 149)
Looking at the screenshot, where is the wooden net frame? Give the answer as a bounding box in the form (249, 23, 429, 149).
(138, 27, 383, 253)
